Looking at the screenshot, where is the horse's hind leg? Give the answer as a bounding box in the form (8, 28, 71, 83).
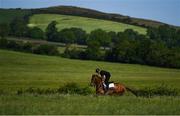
(105, 89, 114, 95)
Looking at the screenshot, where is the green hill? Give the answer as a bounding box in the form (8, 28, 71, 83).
(35, 6, 171, 28)
(1, 6, 179, 29)
(28, 14, 147, 34)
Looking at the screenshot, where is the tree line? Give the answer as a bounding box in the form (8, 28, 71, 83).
(0, 17, 180, 68)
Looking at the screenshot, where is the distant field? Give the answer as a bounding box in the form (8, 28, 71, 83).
(28, 14, 147, 34)
(0, 49, 180, 114)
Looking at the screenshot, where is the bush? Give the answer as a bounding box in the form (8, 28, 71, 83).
(57, 83, 92, 95)
(63, 45, 81, 59)
(0, 38, 8, 48)
(22, 42, 33, 52)
(17, 83, 92, 95)
(7, 40, 22, 51)
(33, 44, 59, 55)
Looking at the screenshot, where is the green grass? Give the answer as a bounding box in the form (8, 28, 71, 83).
(0, 49, 180, 114)
(28, 14, 147, 34)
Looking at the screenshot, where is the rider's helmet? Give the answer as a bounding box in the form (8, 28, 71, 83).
(96, 68, 100, 73)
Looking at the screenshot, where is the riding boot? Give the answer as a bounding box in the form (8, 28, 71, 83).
(103, 83, 107, 91)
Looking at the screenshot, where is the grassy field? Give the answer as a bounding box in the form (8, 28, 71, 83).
(0, 49, 180, 114)
(28, 14, 147, 34)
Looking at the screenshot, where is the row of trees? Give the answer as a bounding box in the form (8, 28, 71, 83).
(64, 25, 180, 68)
(0, 18, 180, 68)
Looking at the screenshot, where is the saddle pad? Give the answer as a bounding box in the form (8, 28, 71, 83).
(109, 83, 115, 88)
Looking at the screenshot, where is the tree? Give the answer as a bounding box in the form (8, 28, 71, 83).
(105, 37, 136, 63)
(147, 27, 160, 40)
(69, 27, 87, 45)
(58, 28, 87, 45)
(175, 29, 180, 46)
(45, 21, 58, 41)
(89, 29, 111, 49)
(145, 40, 168, 66)
(59, 29, 76, 44)
(108, 31, 117, 43)
(27, 27, 45, 39)
(124, 29, 138, 40)
(147, 25, 177, 47)
(10, 18, 28, 37)
(86, 39, 102, 60)
(134, 35, 151, 64)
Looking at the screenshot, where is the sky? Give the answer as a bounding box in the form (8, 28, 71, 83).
(0, 0, 179, 26)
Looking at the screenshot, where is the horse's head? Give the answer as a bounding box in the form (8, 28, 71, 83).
(90, 74, 102, 87)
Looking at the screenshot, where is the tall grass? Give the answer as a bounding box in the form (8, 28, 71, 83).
(0, 94, 179, 115)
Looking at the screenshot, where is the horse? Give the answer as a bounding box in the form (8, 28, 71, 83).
(90, 74, 137, 96)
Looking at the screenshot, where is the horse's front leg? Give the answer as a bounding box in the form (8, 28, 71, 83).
(105, 89, 114, 95)
(96, 89, 105, 95)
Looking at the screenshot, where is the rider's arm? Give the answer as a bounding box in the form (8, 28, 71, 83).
(102, 75, 106, 82)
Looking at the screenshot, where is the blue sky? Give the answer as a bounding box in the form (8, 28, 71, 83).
(0, 0, 179, 26)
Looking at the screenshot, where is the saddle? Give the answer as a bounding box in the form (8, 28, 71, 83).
(104, 81, 115, 90)
(108, 82, 115, 88)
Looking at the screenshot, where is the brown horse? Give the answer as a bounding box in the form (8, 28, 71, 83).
(90, 74, 137, 96)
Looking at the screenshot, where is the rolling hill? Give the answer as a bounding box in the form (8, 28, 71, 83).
(33, 6, 179, 28)
(28, 14, 146, 34)
(1, 5, 179, 29)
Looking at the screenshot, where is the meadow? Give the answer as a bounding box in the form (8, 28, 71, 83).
(28, 14, 147, 34)
(0, 49, 180, 114)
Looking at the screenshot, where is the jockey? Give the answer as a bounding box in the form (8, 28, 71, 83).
(95, 68, 111, 90)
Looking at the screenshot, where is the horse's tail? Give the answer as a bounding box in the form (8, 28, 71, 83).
(125, 86, 137, 97)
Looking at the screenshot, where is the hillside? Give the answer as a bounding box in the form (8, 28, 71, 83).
(28, 14, 146, 34)
(33, 6, 178, 28)
(1, 6, 179, 29)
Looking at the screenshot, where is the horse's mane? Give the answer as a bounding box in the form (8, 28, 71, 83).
(92, 74, 102, 80)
